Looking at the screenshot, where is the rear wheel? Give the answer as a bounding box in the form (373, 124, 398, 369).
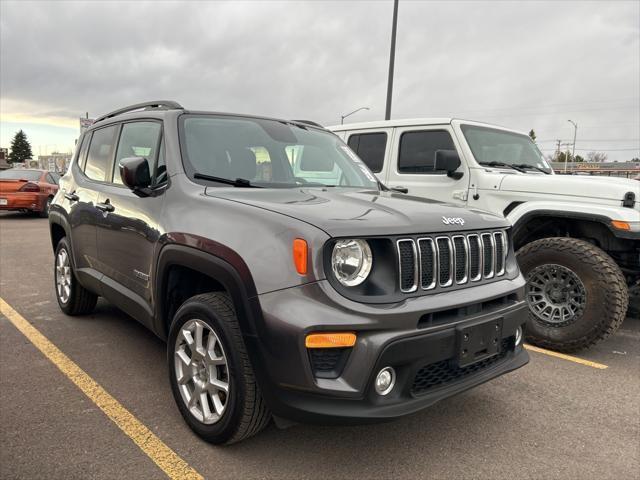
(54, 237, 98, 315)
(39, 196, 53, 218)
(517, 237, 628, 352)
(168, 292, 270, 444)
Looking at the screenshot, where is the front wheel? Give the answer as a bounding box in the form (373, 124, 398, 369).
(167, 292, 270, 444)
(517, 238, 628, 352)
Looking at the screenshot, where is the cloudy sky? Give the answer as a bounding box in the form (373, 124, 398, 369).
(1, 0, 638, 160)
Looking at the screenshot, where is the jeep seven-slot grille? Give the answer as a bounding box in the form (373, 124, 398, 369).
(397, 230, 508, 293)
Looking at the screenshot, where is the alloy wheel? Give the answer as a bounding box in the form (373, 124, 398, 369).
(174, 319, 230, 424)
(526, 263, 587, 327)
(55, 248, 72, 304)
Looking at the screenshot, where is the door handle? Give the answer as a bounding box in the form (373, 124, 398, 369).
(96, 201, 115, 213)
(64, 191, 79, 202)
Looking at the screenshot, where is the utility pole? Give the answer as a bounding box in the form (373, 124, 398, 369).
(566, 120, 577, 174)
(568, 119, 577, 159)
(556, 140, 561, 160)
(385, 0, 399, 120)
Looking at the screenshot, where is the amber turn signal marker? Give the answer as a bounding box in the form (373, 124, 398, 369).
(293, 238, 308, 275)
(611, 220, 631, 231)
(305, 332, 357, 349)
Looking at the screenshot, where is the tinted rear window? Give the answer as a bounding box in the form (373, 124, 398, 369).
(85, 126, 118, 181)
(0, 170, 41, 181)
(347, 132, 387, 173)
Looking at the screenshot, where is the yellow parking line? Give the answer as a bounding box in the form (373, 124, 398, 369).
(0, 298, 203, 480)
(524, 344, 608, 370)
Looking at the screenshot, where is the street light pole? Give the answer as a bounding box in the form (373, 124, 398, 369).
(567, 119, 577, 173)
(341, 106, 370, 125)
(385, 0, 399, 120)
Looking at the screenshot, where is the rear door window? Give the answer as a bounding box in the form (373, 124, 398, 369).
(76, 134, 91, 170)
(398, 130, 455, 173)
(113, 122, 162, 184)
(84, 125, 118, 181)
(347, 132, 387, 173)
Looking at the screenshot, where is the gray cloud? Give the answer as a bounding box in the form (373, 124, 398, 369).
(1, 0, 638, 159)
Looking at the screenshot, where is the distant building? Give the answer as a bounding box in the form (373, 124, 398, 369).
(0, 148, 9, 169)
(36, 152, 72, 173)
(551, 161, 640, 179)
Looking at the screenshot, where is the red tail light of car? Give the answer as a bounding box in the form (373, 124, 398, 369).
(19, 182, 41, 192)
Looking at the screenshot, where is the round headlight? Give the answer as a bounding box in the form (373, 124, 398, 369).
(331, 239, 373, 287)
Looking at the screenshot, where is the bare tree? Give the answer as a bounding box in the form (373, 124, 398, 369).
(586, 151, 608, 163)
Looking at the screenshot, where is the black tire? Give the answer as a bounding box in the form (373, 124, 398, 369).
(517, 237, 628, 352)
(39, 196, 53, 218)
(167, 292, 271, 444)
(54, 237, 98, 315)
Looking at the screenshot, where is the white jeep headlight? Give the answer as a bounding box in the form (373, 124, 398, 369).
(331, 239, 373, 287)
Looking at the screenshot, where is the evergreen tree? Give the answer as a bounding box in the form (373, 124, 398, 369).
(528, 129, 536, 142)
(8, 130, 33, 164)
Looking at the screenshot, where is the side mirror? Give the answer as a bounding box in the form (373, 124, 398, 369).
(434, 150, 463, 179)
(119, 157, 151, 191)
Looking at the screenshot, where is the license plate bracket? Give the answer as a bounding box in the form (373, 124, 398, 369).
(456, 317, 503, 367)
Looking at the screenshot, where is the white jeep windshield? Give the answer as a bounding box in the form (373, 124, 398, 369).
(461, 124, 552, 174)
(180, 115, 379, 189)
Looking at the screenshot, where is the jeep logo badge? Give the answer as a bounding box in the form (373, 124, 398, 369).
(442, 216, 465, 226)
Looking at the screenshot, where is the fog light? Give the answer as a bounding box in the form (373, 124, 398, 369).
(515, 326, 523, 346)
(374, 367, 395, 395)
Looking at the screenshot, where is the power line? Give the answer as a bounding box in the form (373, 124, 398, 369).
(538, 138, 640, 142)
(540, 147, 640, 151)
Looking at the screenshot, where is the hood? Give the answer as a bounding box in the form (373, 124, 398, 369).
(204, 187, 507, 237)
(499, 174, 639, 203)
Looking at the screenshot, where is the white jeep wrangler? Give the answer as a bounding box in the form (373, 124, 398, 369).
(330, 119, 640, 352)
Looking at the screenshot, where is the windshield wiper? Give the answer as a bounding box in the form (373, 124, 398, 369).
(479, 161, 526, 173)
(511, 163, 551, 174)
(194, 173, 262, 188)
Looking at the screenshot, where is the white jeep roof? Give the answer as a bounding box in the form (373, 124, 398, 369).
(327, 118, 527, 136)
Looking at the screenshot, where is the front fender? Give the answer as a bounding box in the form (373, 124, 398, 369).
(507, 201, 640, 240)
(154, 242, 263, 340)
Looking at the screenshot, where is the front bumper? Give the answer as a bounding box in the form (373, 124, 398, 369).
(247, 276, 529, 424)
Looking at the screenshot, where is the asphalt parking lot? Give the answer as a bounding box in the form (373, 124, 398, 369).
(1, 213, 638, 480)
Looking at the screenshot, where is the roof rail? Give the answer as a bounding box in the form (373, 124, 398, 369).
(291, 119, 323, 128)
(94, 100, 184, 124)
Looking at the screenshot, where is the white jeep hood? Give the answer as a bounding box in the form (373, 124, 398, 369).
(499, 174, 639, 203)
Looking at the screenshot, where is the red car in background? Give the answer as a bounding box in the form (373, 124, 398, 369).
(0, 169, 60, 217)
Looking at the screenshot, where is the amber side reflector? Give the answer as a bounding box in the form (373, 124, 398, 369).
(611, 220, 631, 231)
(305, 332, 357, 349)
(293, 238, 308, 275)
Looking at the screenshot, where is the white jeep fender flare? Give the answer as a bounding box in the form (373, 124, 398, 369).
(506, 201, 640, 241)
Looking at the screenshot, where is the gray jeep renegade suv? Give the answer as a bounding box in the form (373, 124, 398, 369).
(49, 101, 529, 444)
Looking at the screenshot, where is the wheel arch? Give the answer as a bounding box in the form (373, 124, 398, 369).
(509, 208, 623, 251)
(48, 211, 70, 252)
(154, 243, 261, 341)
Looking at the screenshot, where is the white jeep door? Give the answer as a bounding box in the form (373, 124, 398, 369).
(385, 125, 470, 204)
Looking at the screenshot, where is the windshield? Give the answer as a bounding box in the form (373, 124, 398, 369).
(0, 170, 42, 181)
(180, 115, 379, 189)
(461, 124, 552, 173)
